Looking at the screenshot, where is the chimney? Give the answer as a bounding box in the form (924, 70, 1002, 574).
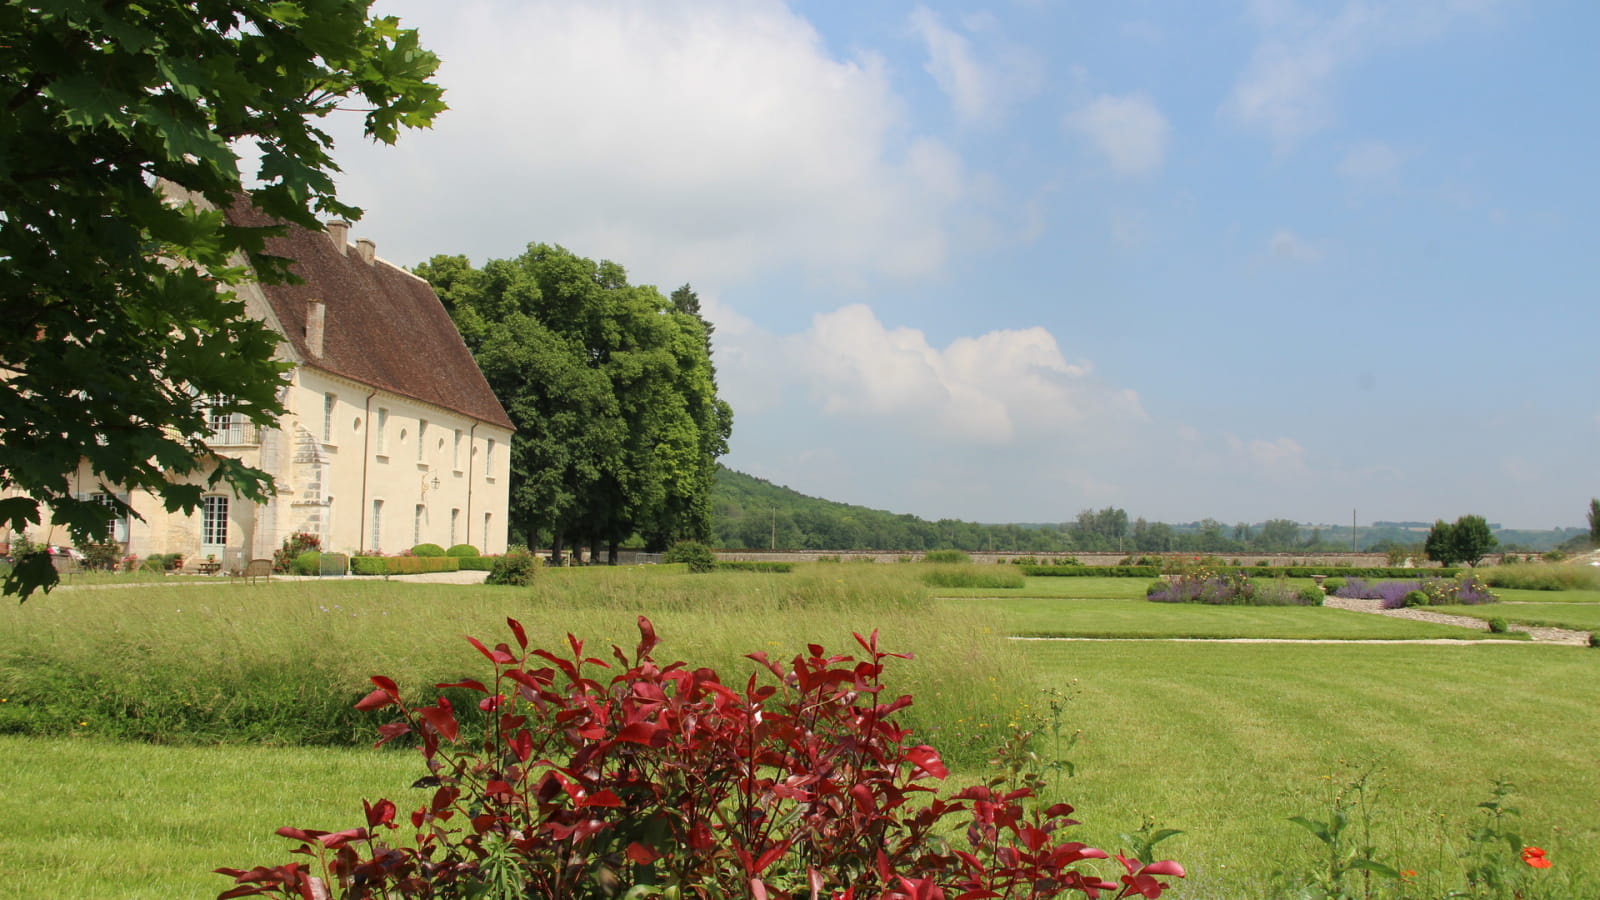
(305, 297, 326, 357)
(327, 220, 350, 255)
(355, 237, 377, 265)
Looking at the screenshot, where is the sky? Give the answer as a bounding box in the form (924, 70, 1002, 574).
(318, 0, 1598, 530)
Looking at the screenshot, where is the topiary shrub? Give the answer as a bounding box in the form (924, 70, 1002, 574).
(410, 543, 447, 557)
(485, 547, 541, 586)
(922, 549, 970, 564)
(662, 540, 717, 573)
(1297, 586, 1325, 606)
(1487, 617, 1508, 634)
(1322, 577, 1346, 595)
(292, 550, 322, 576)
(1589, 632, 1600, 649)
(1403, 590, 1429, 608)
(446, 544, 480, 558)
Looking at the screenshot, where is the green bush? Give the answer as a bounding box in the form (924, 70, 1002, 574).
(1487, 617, 1509, 634)
(1403, 590, 1429, 608)
(662, 540, 717, 573)
(921, 550, 971, 564)
(1322, 577, 1346, 594)
(320, 552, 349, 576)
(273, 532, 321, 574)
(292, 550, 322, 576)
(79, 539, 121, 571)
(1022, 565, 1160, 578)
(410, 543, 447, 557)
(485, 548, 541, 586)
(446, 544, 480, 558)
(1589, 632, 1600, 649)
(455, 556, 497, 571)
(350, 556, 460, 576)
(716, 561, 794, 573)
(1297, 586, 1325, 606)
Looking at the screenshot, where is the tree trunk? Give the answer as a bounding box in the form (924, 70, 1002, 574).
(551, 533, 565, 567)
(607, 540, 619, 566)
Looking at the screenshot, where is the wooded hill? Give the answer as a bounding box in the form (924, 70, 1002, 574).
(710, 467, 1582, 553)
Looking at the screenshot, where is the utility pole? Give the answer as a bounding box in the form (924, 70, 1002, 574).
(771, 507, 776, 551)
(1352, 509, 1357, 552)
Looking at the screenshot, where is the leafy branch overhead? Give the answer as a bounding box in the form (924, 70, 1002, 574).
(0, 1, 444, 598)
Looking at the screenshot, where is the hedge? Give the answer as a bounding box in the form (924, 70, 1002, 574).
(1019, 565, 1160, 578)
(350, 556, 462, 576)
(716, 561, 795, 573)
(455, 556, 497, 571)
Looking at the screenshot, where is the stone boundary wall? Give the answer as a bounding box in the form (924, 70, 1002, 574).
(711, 550, 1437, 567)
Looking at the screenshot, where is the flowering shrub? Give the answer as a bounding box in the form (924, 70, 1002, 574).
(1334, 575, 1497, 608)
(217, 618, 1184, 899)
(274, 533, 321, 574)
(1146, 562, 1318, 606)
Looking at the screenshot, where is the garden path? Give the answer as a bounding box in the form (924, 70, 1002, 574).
(1321, 595, 1591, 645)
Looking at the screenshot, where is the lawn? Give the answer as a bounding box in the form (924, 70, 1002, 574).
(939, 595, 1519, 640)
(1434, 601, 1600, 632)
(1492, 587, 1600, 604)
(5, 566, 1597, 899)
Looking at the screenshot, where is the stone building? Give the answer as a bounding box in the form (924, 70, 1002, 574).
(16, 201, 514, 567)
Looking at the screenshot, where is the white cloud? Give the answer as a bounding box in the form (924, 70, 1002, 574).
(908, 6, 1042, 126)
(1225, 0, 1502, 150)
(1067, 94, 1171, 176)
(323, 0, 981, 288)
(1338, 140, 1407, 180)
(1268, 229, 1323, 262)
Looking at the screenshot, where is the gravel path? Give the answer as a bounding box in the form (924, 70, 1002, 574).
(1321, 595, 1592, 646)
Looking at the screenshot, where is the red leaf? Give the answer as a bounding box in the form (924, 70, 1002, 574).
(363, 799, 396, 828)
(466, 635, 515, 665)
(354, 688, 394, 711)
(436, 679, 488, 693)
(616, 721, 659, 744)
(626, 842, 660, 864)
(585, 788, 625, 808)
(637, 615, 659, 659)
(508, 617, 529, 650)
(1142, 860, 1186, 878)
(419, 701, 459, 742)
(373, 721, 411, 748)
(904, 745, 949, 779)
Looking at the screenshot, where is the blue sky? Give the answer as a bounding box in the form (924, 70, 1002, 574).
(322, 0, 1597, 529)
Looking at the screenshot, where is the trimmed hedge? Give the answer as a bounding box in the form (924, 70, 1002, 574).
(410, 543, 448, 557)
(446, 544, 481, 558)
(350, 556, 462, 576)
(716, 561, 795, 573)
(1020, 565, 1160, 578)
(455, 556, 497, 571)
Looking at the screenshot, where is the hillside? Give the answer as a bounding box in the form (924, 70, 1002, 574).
(709, 466, 1584, 554)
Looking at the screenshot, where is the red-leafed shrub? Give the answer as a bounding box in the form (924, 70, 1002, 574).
(216, 618, 1183, 900)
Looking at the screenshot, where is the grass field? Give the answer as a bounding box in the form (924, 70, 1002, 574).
(5, 564, 1596, 899)
(1435, 601, 1600, 632)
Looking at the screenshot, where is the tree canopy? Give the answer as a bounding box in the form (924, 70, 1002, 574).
(0, 1, 444, 597)
(416, 250, 732, 559)
(1425, 514, 1498, 567)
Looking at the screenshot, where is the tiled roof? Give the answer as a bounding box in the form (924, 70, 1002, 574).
(227, 202, 513, 431)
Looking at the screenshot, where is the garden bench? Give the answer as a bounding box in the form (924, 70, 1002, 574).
(240, 558, 272, 584)
(50, 555, 81, 581)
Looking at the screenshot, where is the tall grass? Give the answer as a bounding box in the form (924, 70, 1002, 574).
(1483, 562, 1600, 591)
(0, 565, 1024, 765)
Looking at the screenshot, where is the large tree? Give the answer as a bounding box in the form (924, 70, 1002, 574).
(417, 249, 732, 560)
(1425, 514, 1497, 567)
(0, 2, 444, 597)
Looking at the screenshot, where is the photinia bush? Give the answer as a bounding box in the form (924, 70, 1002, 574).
(217, 618, 1183, 899)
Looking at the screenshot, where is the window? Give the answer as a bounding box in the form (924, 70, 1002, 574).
(322, 393, 336, 442)
(483, 513, 492, 550)
(370, 499, 383, 552)
(202, 496, 229, 546)
(485, 438, 495, 479)
(416, 419, 428, 462)
(90, 493, 127, 542)
(453, 429, 463, 469)
(450, 508, 459, 546)
(413, 504, 424, 547)
(375, 408, 389, 454)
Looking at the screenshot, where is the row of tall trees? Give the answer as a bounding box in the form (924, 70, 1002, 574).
(416, 249, 732, 561)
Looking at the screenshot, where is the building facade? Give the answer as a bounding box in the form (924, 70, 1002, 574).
(17, 201, 514, 567)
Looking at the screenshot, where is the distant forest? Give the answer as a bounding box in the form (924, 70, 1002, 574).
(710, 467, 1584, 554)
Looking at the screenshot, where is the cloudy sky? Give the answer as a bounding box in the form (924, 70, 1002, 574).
(320, 0, 1597, 529)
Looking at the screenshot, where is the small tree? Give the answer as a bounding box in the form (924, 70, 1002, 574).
(1425, 520, 1459, 566)
(1451, 515, 1497, 567)
(1589, 498, 1599, 546)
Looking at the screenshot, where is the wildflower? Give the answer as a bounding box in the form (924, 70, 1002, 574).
(1521, 846, 1552, 869)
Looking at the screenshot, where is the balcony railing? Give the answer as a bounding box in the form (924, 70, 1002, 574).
(207, 423, 259, 447)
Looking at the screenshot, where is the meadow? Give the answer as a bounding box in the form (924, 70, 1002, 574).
(3, 563, 1596, 899)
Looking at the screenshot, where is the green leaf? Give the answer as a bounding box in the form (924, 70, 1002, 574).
(42, 75, 131, 130)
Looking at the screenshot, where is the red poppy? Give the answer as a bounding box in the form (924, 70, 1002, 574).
(1521, 846, 1552, 869)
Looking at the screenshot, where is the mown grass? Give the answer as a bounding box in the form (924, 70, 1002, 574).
(8, 567, 1599, 899)
(1434, 601, 1600, 632)
(1493, 586, 1600, 604)
(936, 575, 1156, 600)
(943, 595, 1519, 640)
